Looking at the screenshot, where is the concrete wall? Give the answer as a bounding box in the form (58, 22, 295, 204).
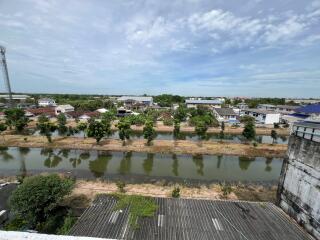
(277, 135, 320, 239)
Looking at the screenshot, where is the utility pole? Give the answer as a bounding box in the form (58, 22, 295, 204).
(0, 45, 13, 108)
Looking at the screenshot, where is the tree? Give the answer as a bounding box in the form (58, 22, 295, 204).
(57, 113, 67, 135)
(117, 118, 132, 145)
(221, 122, 225, 131)
(9, 174, 74, 231)
(242, 121, 256, 141)
(37, 121, 57, 143)
(271, 130, 278, 144)
(174, 104, 187, 122)
(219, 130, 224, 142)
(4, 108, 28, 132)
(0, 123, 7, 142)
(173, 119, 180, 139)
(195, 120, 208, 140)
(77, 122, 88, 138)
(143, 120, 156, 145)
(87, 120, 111, 143)
(38, 114, 49, 124)
(240, 115, 255, 124)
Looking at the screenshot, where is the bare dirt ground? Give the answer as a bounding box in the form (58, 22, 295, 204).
(72, 180, 277, 204)
(0, 134, 287, 157)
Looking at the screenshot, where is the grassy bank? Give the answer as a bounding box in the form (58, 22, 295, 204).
(0, 134, 287, 157)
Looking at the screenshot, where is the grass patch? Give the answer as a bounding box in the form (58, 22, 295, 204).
(111, 193, 158, 228)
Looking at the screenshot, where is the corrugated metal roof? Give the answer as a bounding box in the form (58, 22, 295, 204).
(69, 195, 312, 240)
(118, 96, 153, 102)
(295, 104, 320, 114)
(214, 108, 236, 116)
(185, 99, 222, 105)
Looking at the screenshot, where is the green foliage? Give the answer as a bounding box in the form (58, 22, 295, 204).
(171, 186, 180, 198)
(126, 114, 146, 126)
(153, 94, 184, 107)
(57, 213, 77, 235)
(195, 121, 208, 140)
(143, 120, 157, 145)
(219, 130, 224, 142)
(116, 181, 126, 193)
(4, 216, 28, 231)
(87, 120, 111, 143)
(271, 130, 278, 144)
(221, 184, 232, 197)
(242, 121, 256, 141)
(38, 114, 49, 124)
(113, 194, 158, 228)
(221, 121, 225, 131)
(189, 108, 219, 127)
(0, 122, 7, 132)
(4, 108, 28, 132)
(174, 104, 187, 122)
(37, 121, 57, 143)
(240, 115, 255, 124)
(57, 113, 68, 135)
(273, 122, 280, 128)
(9, 174, 74, 231)
(253, 141, 258, 147)
(245, 98, 285, 108)
(163, 118, 174, 126)
(101, 111, 116, 123)
(76, 122, 88, 137)
(117, 119, 132, 144)
(173, 120, 180, 139)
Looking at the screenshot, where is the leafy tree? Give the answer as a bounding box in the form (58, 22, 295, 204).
(87, 120, 111, 143)
(143, 120, 157, 145)
(173, 120, 180, 139)
(271, 130, 278, 144)
(77, 122, 88, 138)
(4, 108, 28, 132)
(242, 122, 256, 141)
(101, 111, 115, 123)
(240, 115, 255, 124)
(0, 123, 7, 142)
(221, 122, 225, 131)
(9, 174, 74, 231)
(219, 130, 224, 142)
(57, 113, 67, 134)
(174, 104, 187, 122)
(117, 118, 132, 145)
(38, 114, 49, 124)
(195, 121, 208, 140)
(37, 121, 57, 143)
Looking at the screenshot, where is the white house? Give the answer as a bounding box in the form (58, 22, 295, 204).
(242, 109, 280, 124)
(213, 108, 238, 123)
(55, 104, 74, 115)
(185, 99, 223, 109)
(38, 98, 56, 107)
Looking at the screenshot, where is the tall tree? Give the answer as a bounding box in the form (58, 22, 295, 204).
(271, 130, 278, 144)
(4, 108, 28, 132)
(242, 121, 256, 141)
(117, 118, 132, 145)
(57, 113, 67, 135)
(87, 120, 111, 143)
(143, 120, 156, 145)
(195, 120, 208, 140)
(173, 119, 180, 139)
(76, 122, 88, 138)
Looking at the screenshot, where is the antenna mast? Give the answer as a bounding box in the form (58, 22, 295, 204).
(0, 45, 13, 108)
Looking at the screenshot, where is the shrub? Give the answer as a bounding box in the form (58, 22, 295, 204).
(163, 118, 174, 126)
(57, 213, 77, 235)
(221, 184, 232, 197)
(9, 174, 74, 231)
(252, 141, 258, 147)
(116, 181, 126, 193)
(273, 123, 280, 128)
(171, 186, 180, 198)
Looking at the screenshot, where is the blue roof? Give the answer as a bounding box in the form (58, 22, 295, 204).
(295, 104, 320, 114)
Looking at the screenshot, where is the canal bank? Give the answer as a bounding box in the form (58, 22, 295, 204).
(0, 134, 287, 157)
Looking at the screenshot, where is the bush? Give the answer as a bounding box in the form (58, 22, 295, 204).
(252, 142, 258, 147)
(116, 181, 126, 193)
(163, 118, 174, 126)
(221, 184, 232, 197)
(273, 123, 280, 128)
(57, 213, 77, 235)
(171, 186, 180, 198)
(9, 174, 74, 232)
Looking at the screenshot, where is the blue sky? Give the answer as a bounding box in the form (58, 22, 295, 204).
(0, 0, 320, 97)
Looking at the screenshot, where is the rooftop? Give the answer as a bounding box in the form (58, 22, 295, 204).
(244, 109, 280, 115)
(214, 108, 237, 116)
(117, 96, 153, 102)
(185, 99, 222, 105)
(295, 104, 320, 114)
(69, 195, 311, 240)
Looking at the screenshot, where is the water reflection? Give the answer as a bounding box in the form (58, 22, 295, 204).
(192, 154, 204, 176)
(172, 154, 179, 176)
(143, 153, 154, 175)
(89, 152, 112, 178)
(217, 155, 222, 169)
(238, 156, 255, 170)
(58, 149, 70, 158)
(118, 152, 132, 175)
(79, 152, 90, 160)
(265, 157, 273, 172)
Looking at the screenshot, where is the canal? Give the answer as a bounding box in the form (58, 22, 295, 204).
(0, 147, 283, 184)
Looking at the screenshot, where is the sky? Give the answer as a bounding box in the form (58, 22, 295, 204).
(0, 0, 320, 97)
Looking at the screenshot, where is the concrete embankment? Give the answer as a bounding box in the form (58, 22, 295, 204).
(0, 134, 287, 158)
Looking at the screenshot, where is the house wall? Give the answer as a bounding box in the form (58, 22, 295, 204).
(264, 113, 280, 124)
(277, 135, 320, 239)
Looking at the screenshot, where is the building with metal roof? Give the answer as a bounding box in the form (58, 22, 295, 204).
(117, 96, 153, 106)
(185, 99, 223, 109)
(213, 108, 238, 123)
(295, 104, 320, 116)
(69, 195, 312, 240)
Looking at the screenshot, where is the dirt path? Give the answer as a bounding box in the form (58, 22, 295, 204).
(0, 134, 287, 157)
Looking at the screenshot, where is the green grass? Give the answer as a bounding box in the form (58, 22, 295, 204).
(111, 193, 158, 228)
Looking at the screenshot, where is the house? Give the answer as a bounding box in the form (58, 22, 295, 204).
(185, 99, 223, 109)
(0, 94, 30, 102)
(17, 103, 36, 109)
(242, 109, 280, 124)
(25, 107, 56, 118)
(213, 108, 238, 123)
(116, 107, 132, 117)
(67, 111, 100, 121)
(55, 105, 74, 115)
(117, 96, 153, 108)
(38, 98, 56, 107)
